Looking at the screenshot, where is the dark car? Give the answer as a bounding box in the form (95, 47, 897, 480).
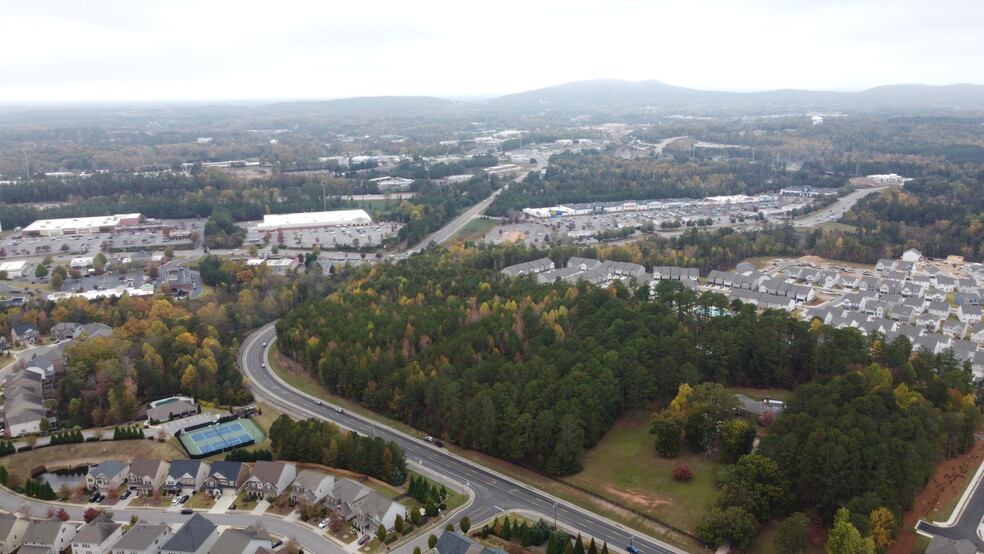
(358, 535, 371, 545)
(180, 508, 194, 514)
(89, 492, 101, 503)
(434, 440, 444, 448)
(272, 540, 284, 548)
(626, 545, 640, 554)
(121, 490, 132, 500)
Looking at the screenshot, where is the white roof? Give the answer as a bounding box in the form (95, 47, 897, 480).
(0, 260, 27, 272)
(258, 209, 371, 231)
(23, 213, 141, 233)
(48, 286, 154, 301)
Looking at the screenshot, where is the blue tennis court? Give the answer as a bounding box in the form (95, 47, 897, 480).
(178, 418, 265, 458)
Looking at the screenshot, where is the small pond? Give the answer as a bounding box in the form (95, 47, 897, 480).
(33, 466, 88, 492)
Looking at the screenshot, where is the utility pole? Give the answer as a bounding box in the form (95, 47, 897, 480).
(321, 180, 327, 212)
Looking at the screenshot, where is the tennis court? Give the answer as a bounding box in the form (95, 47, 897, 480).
(178, 418, 265, 458)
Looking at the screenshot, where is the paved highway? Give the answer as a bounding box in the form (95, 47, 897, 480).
(240, 323, 689, 554)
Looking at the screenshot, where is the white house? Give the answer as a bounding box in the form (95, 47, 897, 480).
(243, 461, 296, 499)
(71, 514, 122, 554)
(901, 249, 922, 262)
(958, 304, 983, 324)
(163, 460, 209, 496)
(20, 518, 77, 554)
(110, 520, 172, 554)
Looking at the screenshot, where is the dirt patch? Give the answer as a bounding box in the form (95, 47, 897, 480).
(797, 255, 826, 265)
(601, 483, 672, 511)
(891, 440, 984, 554)
(1, 439, 185, 484)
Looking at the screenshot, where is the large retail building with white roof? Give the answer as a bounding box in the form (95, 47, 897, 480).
(22, 213, 143, 236)
(256, 209, 372, 232)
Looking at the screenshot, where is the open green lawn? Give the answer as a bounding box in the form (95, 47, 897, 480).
(449, 218, 498, 243)
(566, 415, 722, 532)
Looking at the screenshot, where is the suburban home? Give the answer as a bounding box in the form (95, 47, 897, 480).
(328, 478, 406, 534)
(202, 461, 250, 497)
(958, 278, 978, 294)
(147, 401, 197, 424)
(735, 394, 786, 423)
(927, 300, 952, 319)
(969, 322, 984, 343)
(895, 260, 915, 276)
(50, 322, 82, 342)
(163, 460, 209, 496)
(86, 461, 130, 494)
(208, 524, 271, 554)
(955, 292, 982, 306)
(566, 257, 602, 272)
(839, 274, 861, 289)
(875, 259, 895, 274)
(70, 514, 122, 554)
(942, 320, 968, 338)
(127, 459, 170, 497)
(110, 520, 172, 554)
(957, 304, 983, 324)
(819, 271, 840, 288)
(500, 258, 554, 278)
(10, 324, 39, 346)
(973, 352, 984, 381)
(243, 461, 296, 499)
(2, 371, 47, 437)
(859, 276, 880, 292)
(936, 276, 957, 292)
(160, 514, 218, 554)
(890, 305, 916, 325)
(735, 261, 755, 274)
(78, 323, 113, 339)
(429, 532, 507, 554)
(0, 513, 29, 554)
(901, 249, 922, 262)
(917, 314, 942, 332)
(19, 518, 77, 554)
(651, 266, 699, 282)
(924, 289, 948, 302)
(290, 469, 335, 504)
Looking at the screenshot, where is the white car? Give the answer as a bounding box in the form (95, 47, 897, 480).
(424, 436, 434, 442)
(319, 517, 331, 529)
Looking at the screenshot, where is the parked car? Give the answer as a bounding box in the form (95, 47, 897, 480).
(434, 440, 444, 448)
(180, 494, 190, 503)
(89, 492, 101, 503)
(358, 535, 371, 545)
(180, 508, 194, 514)
(319, 518, 331, 529)
(120, 490, 132, 500)
(423, 436, 434, 442)
(272, 540, 284, 548)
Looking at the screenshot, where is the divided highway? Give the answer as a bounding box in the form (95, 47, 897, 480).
(240, 323, 689, 554)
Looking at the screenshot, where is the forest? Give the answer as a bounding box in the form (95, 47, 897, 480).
(275, 243, 979, 513)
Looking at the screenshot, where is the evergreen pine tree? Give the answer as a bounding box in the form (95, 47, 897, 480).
(573, 534, 586, 554)
(502, 517, 512, 541)
(588, 538, 599, 554)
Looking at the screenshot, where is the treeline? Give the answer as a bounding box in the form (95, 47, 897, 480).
(486, 150, 847, 215)
(268, 416, 408, 485)
(393, 178, 498, 246)
(276, 244, 973, 475)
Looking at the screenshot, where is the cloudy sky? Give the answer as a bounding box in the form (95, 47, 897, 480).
(2, 0, 981, 103)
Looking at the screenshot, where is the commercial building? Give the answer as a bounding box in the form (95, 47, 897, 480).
(256, 209, 371, 233)
(22, 213, 142, 237)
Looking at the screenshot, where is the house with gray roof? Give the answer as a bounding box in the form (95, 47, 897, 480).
(955, 292, 982, 306)
(243, 461, 296, 499)
(0, 513, 29, 554)
(500, 258, 554, 278)
(79, 323, 113, 339)
(936, 276, 957, 292)
(566, 257, 602, 271)
(86, 461, 130, 493)
(110, 520, 172, 554)
(859, 276, 880, 292)
(916, 313, 942, 332)
(735, 394, 786, 423)
(924, 535, 975, 554)
(209, 524, 271, 554)
(875, 259, 895, 274)
(927, 300, 952, 319)
(839, 274, 861, 289)
(161, 514, 218, 554)
(202, 461, 249, 498)
(71, 514, 122, 554)
(10, 324, 39, 346)
(163, 460, 209, 496)
(925, 288, 948, 302)
(3, 371, 47, 437)
(20, 518, 76, 554)
(958, 304, 982, 324)
(50, 322, 82, 342)
(290, 469, 335, 504)
(958, 278, 978, 294)
(890, 305, 916, 325)
(127, 458, 169, 497)
(328, 478, 406, 534)
(942, 319, 968, 338)
(895, 260, 915, 275)
(973, 352, 984, 380)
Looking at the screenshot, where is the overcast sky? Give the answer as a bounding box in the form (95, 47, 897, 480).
(2, 0, 981, 103)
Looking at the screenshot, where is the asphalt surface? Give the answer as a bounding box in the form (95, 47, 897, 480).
(916, 461, 984, 548)
(240, 322, 688, 554)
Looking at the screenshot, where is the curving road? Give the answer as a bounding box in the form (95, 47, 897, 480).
(240, 322, 689, 554)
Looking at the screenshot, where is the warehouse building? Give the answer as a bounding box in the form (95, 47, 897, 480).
(256, 209, 372, 232)
(22, 213, 143, 237)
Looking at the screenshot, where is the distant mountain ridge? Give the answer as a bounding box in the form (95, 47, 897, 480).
(485, 79, 984, 114)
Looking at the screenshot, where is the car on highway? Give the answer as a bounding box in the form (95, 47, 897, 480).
(626, 545, 640, 554)
(335, 407, 344, 413)
(262, 342, 267, 347)
(315, 399, 321, 405)
(319, 517, 331, 528)
(261, 363, 266, 368)
(180, 508, 194, 515)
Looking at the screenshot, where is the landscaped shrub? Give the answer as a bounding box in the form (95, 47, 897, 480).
(673, 465, 693, 481)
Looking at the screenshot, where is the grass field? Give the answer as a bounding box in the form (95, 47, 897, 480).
(449, 218, 498, 243)
(3, 439, 185, 484)
(567, 415, 722, 533)
(727, 386, 795, 404)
